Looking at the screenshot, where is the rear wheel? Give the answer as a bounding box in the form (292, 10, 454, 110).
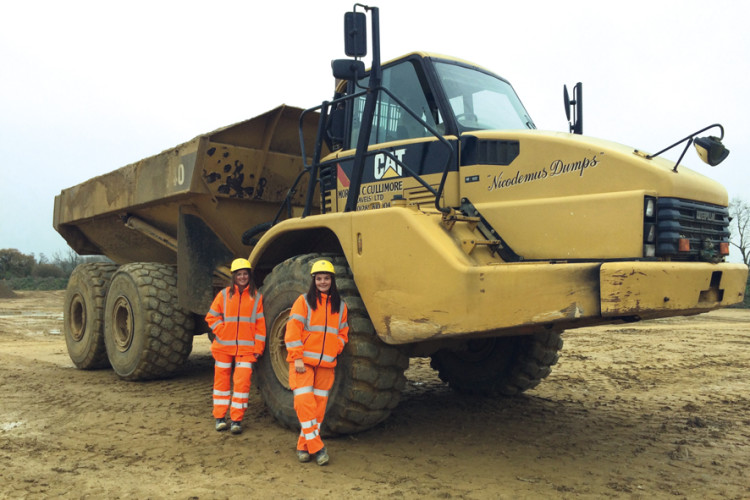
(256, 253, 409, 435)
(64, 263, 119, 369)
(430, 331, 563, 396)
(103, 263, 193, 380)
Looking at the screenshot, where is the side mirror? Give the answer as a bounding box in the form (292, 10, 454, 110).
(694, 136, 729, 166)
(344, 12, 367, 57)
(332, 59, 365, 80)
(563, 82, 583, 134)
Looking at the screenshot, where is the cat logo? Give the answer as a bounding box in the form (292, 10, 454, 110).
(374, 149, 405, 180)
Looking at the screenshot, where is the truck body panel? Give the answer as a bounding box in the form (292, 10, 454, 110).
(252, 206, 747, 345)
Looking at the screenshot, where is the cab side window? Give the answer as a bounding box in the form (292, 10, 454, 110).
(350, 60, 442, 147)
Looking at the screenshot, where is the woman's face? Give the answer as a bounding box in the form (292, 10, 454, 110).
(235, 269, 250, 287)
(314, 273, 332, 293)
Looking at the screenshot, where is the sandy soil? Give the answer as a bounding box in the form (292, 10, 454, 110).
(0, 291, 748, 499)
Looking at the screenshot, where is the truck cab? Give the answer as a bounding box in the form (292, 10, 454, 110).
(322, 52, 528, 215)
(315, 51, 733, 265)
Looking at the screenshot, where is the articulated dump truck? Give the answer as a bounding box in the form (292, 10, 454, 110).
(54, 6, 747, 435)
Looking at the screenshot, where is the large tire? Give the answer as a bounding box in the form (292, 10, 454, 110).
(430, 331, 563, 396)
(103, 263, 194, 381)
(255, 253, 409, 435)
(64, 262, 119, 369)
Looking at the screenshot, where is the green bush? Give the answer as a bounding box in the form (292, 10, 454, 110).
(6, 277, 69, 290)
(0, 248, 110, 290)
(32, 263, 66, 278)
(0, 249, 35, 279)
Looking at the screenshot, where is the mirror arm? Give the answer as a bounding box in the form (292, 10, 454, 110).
(645, 124, 724, 172)
(670, 138, 694, 173)
(646, 123, 724, 160)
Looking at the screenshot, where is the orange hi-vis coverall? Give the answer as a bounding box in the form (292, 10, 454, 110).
(285, 293, 348, 454)
(205, 285, 266, 422)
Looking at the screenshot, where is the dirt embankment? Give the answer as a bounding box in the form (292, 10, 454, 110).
(1, 291, 749, 499)
(0, 281, 17, 298)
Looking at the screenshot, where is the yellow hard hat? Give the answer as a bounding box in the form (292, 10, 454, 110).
(310, 260, 335, 275)
(230, 258, 252, 273)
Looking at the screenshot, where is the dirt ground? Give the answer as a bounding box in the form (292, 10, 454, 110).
(0, 291, 748, 499)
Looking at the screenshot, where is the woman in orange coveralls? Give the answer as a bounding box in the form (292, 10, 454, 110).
(285, 259, 349, 466)
(205, 258, 266, 435)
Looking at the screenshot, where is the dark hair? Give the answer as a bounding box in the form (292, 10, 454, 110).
(229, 269, 256, 298)
(306, 273, 341, 312)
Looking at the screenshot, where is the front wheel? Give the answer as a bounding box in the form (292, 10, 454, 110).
(255, 253, 409, 435)
(103, 263, 194, 380)
(430, 331, 563, 396)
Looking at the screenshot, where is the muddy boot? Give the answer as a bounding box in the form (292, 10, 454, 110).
(297, 449, 311, 463)
(215, 418, 228, 432)
(315, 447, 329, 466)
(230, 421, 242, 434)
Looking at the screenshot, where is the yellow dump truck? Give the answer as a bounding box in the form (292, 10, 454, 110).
(54, 5, 747, 435)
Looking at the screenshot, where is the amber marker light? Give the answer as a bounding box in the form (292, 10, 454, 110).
(678, 238, 691, 252)
(719, 242, 729, 255)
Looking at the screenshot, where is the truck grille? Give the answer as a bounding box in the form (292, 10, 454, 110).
(655, 198, 730, 261)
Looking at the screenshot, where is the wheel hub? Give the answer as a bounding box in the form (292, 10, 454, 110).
(269, 308, 292, 390)
(111, 296, 134, 352)
(69, 294, 86, 342)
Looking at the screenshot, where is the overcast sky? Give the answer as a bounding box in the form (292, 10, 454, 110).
(1, 0, 748, 262)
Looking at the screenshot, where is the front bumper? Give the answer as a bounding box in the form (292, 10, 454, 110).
(600, 261, 748, 318)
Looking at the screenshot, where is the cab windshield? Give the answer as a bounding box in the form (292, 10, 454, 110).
(434, 61, 535, 132)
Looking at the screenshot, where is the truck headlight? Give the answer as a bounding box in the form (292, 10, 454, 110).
(644, 197, 656, 219)
(643, 196, 657, 258)
(644, 223, 656, 243)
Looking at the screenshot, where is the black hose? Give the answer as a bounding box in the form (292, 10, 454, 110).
(241, 222, 273, 246)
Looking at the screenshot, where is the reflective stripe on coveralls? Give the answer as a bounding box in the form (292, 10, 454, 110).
(284, 293, 348, 453)
(289, 364, 336, 454)
(208, 288, 265, 353)
(212, 353, 255, 421)
(285, 296, 347, 367)
(206, 285, 265, 423)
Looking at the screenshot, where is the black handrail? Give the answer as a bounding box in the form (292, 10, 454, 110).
(297, 85, 455, 216)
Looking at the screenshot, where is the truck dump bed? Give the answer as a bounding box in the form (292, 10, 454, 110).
(54, 105, 322, 265)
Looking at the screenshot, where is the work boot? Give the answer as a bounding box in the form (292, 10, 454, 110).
(297, 449, 311, 463)
(215, 418, 228, 432)
(230, 420, 242, 434)
(315, 447, 329, 466)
